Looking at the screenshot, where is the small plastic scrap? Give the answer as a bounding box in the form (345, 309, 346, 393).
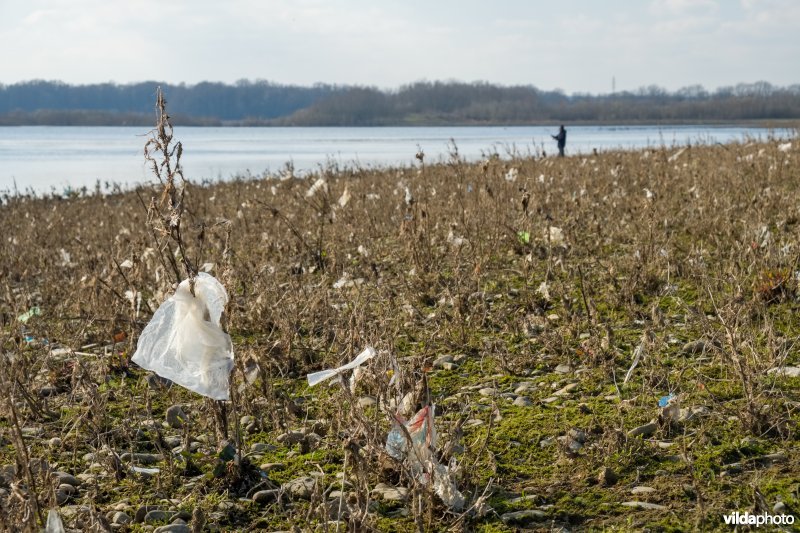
(659, 393, 680, 422)
(307, 346, 376, 387)
(658, 394, 675, 408)
(17, 306, 41, 323)
(386, 405, 437, 461)
(385, 405, 465, 510)
(131, 273, 234, 401)
(45, 510, 65, 533)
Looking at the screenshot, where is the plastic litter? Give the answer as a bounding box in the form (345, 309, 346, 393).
(659, 393, 681, 422)
(17, 306, 41, 323)
(45, 510, 65, 533)
(131, 272, 234, 400)
(385, 405, 465, 510)
(306, 346, 376, 387)
(658, 394, 675, 408)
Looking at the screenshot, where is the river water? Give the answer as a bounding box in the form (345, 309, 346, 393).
(0, 125, 791, 193)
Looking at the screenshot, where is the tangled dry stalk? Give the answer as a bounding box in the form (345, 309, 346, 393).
(0, 104, 798, 532)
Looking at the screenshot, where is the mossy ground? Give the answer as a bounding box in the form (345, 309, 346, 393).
(1, 136, 799, 531)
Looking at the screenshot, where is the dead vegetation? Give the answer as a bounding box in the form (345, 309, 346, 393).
(0, 114, 798, 532)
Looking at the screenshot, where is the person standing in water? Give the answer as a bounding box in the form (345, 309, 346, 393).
(552, 125, 567, 157)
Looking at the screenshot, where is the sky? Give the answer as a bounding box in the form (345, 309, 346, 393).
(1, 0, 798, 95)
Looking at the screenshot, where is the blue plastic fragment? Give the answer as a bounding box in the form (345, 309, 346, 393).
(658, 394, 675, 408)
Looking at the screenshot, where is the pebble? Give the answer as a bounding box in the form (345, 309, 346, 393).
(478, 387, 497, 396)
(554, 383, 579, 396)
(357, 396, 377, 408)
(120, 452, 163, 465)
(55, 485, 75, 505)
(134, 505, 162, 523)
(144, 509, 173, 523)
(154, 525, 190, 533)
(766, 366, 800, 377)
(554, 364, 572, 374)
(48, 437, 63, 448)
(514, 382, 536, 394)
(39, 386, 59, 397)
(111, 511, 132, 525)
(681, 340, 712, 355)
(53, 472, 81, 487)
(631, 486, 656, 495)
(165, 405, 187, 429)
(259, 462, 285, 472)
(542, 396, 560, 404)
(774, 501, 787, 514)
(500, 509, 546, 525)
(252, 489, 280, 505)
(282, 476, 317, 500)
(372, 483, 408, 501)
(621, 501, 667, 510)
(250, 442, 275, 453)
(433, 355, 454, 368)
(276, 432, 306, 445)
(539, 437, 555, 448)
(513, 396, 533, 407)
(627, 422, 658, 438)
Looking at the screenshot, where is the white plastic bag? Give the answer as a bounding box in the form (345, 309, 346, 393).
(132, 272, 234, 400)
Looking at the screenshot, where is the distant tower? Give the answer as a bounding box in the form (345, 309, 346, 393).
(612, 76, 616, 94)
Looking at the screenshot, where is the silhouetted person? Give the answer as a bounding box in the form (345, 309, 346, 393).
(552, 125, 566, 157)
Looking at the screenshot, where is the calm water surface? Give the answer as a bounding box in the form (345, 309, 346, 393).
(0, 125, 790, 193)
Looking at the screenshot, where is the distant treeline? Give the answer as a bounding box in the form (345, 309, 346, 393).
(1, 79, 799, 126)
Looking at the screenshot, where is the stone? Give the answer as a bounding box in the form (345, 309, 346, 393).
(134, 505, 162, 523)
(52, 472, 81, 487)
(55, 485, 74, 505)
(621, 501, 667, 510)
(249, 442, 275, 454)
(48, 437, 63, 448)
(627, 422, 658, 438)
(478, 387, 497, 396)
(433, 355, 454, 368)
(501, 509, 546, 525)
(144, 509, 173, 523)
(259, 462, 285, 473)
(681, 340, 712, 355)
(372, 483, 408, 501)
(767, 366, 800, 378)
(39, 386, 59, 397)
(165, 405, 188, 429)
(252, 489, 280, 505)
(513, 396, 533, 407)
(154, 525, 190, 533)
(276, 432, 306, 445)
(554, 383, 580, 396)
(631, 486, 656, 495)
(514, 382, 535, 394)
(283, 476, 317, 500)
(121, 452, 163, 465)
(112, 511, 132, 525)
(357, 396, 377, 408)
(554, 364, 572, 374)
